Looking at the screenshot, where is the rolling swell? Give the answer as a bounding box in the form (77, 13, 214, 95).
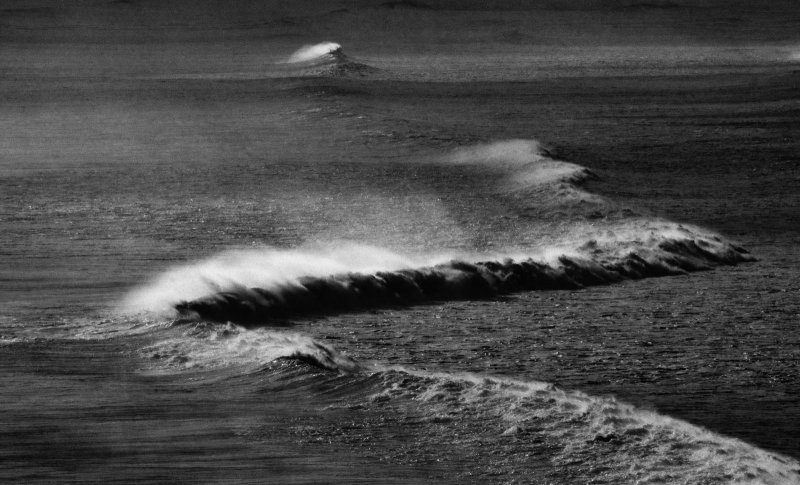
(174, 229, 752, 324)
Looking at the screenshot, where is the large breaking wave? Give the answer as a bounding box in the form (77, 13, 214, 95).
(161, 226, 749, 324)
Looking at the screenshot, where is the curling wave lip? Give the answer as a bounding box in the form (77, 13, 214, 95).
(286, 42, 344, 64)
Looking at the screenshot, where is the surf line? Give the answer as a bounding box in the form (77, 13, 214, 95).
(175, 237, 752, 325)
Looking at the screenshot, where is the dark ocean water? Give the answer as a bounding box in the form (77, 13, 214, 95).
(2, 17, 800, 484)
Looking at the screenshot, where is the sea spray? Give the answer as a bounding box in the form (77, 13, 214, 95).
(151, 222, 751, 324)
(121, 243, 428, 316)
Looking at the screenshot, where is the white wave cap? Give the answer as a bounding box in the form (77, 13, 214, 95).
(120, 243, 428, 316)
(287, 42, 343, 63)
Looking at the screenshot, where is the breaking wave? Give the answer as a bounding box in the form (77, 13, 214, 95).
(123, 222, 752, 325)
(284, 41, 378, 77)
(287, 42, 344, 64)
(133, 317, 799, 483)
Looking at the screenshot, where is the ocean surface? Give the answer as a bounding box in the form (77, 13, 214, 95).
(2, 3, 800, 483)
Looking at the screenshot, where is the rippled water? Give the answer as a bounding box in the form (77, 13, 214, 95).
(1, 29, 799, 484)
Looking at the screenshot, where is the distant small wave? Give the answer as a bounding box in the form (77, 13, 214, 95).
(284, 41, 379, 77)
(138, 320, 798, 482)
(287, 42, 344, 64)
(447, 139, 600, 201)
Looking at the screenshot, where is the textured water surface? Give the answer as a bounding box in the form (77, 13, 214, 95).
(2, 2, 800, 483)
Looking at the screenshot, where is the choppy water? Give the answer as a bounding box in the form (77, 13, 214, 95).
(2, 37, 799, 484)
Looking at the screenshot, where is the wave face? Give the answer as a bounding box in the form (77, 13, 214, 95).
(165, 229, 750, 324)
(284, 41, 378, 77)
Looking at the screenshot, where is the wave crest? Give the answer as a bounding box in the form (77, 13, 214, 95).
(285, 42, 378, 77)
(122, 223, 753, 325)
(287, 42, 344, 64)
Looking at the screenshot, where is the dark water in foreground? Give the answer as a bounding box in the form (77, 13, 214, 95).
(1, 43, 799, 483)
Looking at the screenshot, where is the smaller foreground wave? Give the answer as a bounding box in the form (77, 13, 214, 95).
(130, 317, 796, 482)
(167, 224, 752, 324)
(132, 319, 797, 483)
(345, 367, 800, 484)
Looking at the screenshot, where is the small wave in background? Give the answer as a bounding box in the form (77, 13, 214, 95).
(284, 41, 380, 77)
